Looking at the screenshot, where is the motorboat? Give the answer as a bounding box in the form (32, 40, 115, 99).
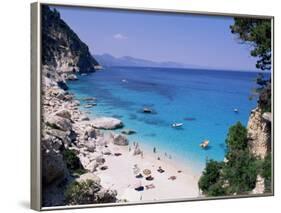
(200, 140, 209, 148)
(172, 123, 183, 128)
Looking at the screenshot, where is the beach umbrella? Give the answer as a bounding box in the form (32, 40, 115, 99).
(143, 169, 151, 176)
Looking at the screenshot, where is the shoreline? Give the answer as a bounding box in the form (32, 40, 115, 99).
(93, 136, 201, 202)
(71, 86, 206, 174)
(70, 87, 201, 202)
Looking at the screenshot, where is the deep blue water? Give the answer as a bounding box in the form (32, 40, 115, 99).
(68, 67, 262, 171)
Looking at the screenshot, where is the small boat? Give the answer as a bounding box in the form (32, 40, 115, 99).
(200, 140, 209, 149)
(143, 107, 152, 113)
(122, 79, 128, 83)
(234, 108, 239, 113)
(172, 123, 183, 128)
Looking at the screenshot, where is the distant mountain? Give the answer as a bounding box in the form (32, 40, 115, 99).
(94, 54, 187, 68)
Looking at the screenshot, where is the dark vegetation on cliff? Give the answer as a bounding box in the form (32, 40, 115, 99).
(199, 18, 272, 196)
(42, 5, 99, 73)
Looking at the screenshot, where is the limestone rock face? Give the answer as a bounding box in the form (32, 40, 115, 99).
(91, 117, 123, 130)
(42, 5, 98, 74)
(247, 107, 271, 159)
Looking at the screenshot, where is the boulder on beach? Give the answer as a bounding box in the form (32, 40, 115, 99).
(113, 134, 129, 146)
(46, 115, 72, 131)
(84, 104, 97, 108)
(84, 140, 96, 152)
(84, 126, 98, 140)
(85, 160, 99, 172)
(77, 173, 101, 184)
(91, 117, 123, 130)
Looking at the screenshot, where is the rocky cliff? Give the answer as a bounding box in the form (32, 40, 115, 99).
(247, 107, 271, 159)
(41, 6, 118, 206)
(247, 107, 272, 194)
(42, 6, 99, 81)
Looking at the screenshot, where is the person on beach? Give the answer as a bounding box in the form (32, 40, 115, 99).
(153, 147, 156, 153)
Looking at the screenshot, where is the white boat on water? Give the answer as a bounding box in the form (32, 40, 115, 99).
(172, 123, 183, 128)
(200, 140, 209, 148)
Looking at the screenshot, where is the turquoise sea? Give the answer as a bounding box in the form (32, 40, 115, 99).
(68, 67, 262, 172)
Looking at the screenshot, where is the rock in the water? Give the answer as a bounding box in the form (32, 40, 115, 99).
(121, 129, 136, 135)
(113, 134, 129, 146)
(91, 117, 123, 130)
(82, 97, 96, 101)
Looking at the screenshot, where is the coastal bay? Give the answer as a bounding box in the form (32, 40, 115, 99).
(68, 66, 260, 171)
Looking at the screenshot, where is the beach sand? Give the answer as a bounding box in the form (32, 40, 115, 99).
(95, 142, 200, 202)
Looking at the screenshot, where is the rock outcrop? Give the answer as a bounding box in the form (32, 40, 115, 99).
(247, 107, 272, 194)
(41, 6, 118, 206)
(247, 107, 271, 159)
(42, 6, 99, 74)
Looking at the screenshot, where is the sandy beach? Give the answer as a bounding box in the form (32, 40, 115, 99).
(94, 140, 200, 202)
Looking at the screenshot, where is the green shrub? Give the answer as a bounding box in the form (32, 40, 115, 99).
(65, 180, 100, 205)
(199, 122, 262, 196)
(63, 149, 85, 174)
(261, 154, 272, 191)
(207, 182, 226, 197)
(198, 160, 224, 195)
(226, 122, 248, 156)
(223, 150, 258, 194)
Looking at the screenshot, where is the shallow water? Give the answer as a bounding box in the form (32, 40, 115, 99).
(68, 67, 262, 171)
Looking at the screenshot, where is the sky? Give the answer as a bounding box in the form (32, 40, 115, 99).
(51, 5, 259, 71)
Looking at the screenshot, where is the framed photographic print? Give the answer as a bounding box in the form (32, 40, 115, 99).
(31, 1, 274, 211)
